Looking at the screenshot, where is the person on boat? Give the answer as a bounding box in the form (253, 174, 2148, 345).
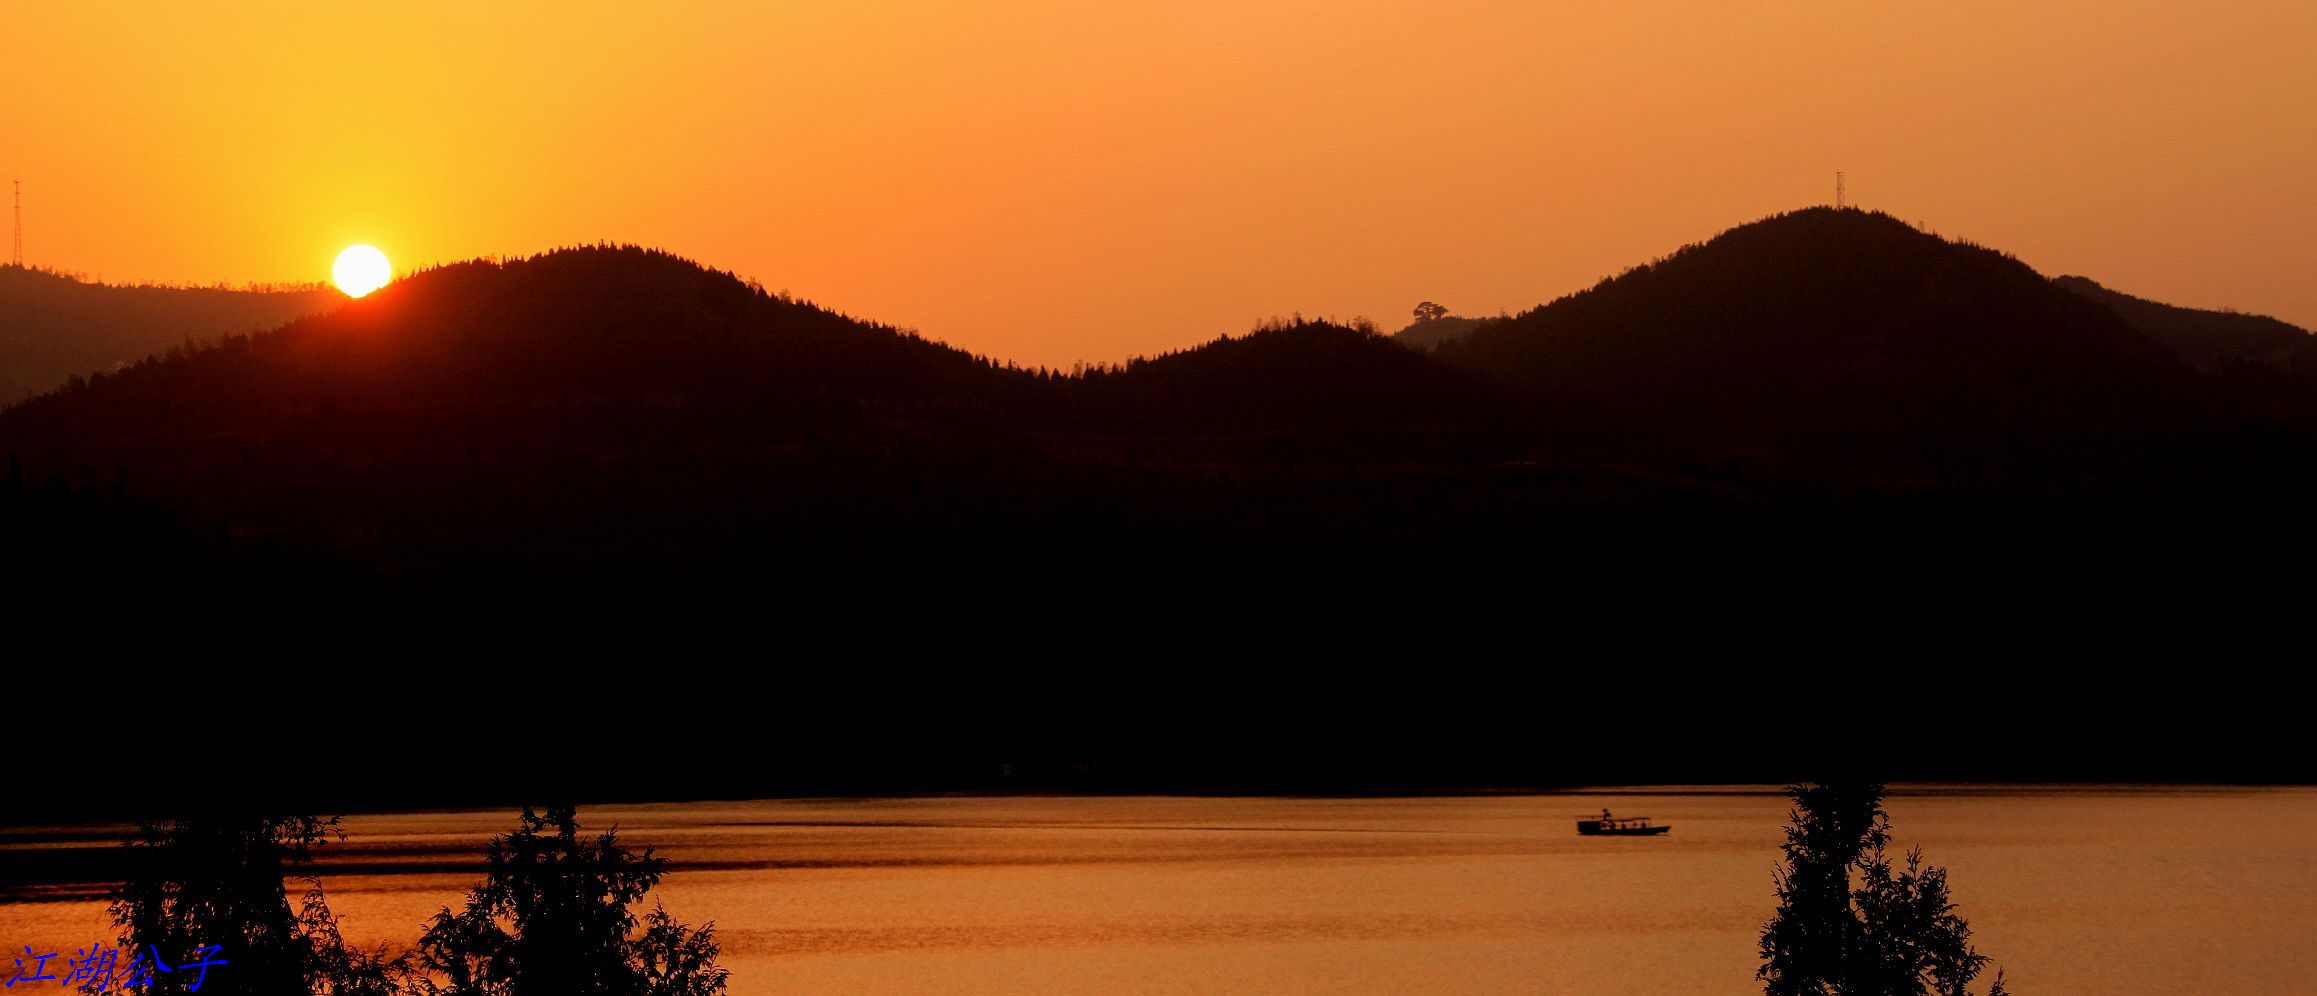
(1600, 808, 1611, 821)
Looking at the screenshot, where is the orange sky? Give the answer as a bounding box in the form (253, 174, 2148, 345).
(6, 1, 2312, 367)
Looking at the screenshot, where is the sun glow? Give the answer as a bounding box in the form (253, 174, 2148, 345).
(333, 245, 392, 298)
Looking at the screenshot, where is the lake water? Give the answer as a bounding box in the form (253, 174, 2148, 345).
(6, 787, 2315, 993)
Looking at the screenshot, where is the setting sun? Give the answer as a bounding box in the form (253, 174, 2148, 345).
(332, 244, 391, 298)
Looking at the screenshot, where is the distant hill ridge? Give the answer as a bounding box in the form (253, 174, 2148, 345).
(11, 215, 2310, 480)
(1386, 219, 2316, 387)
(0, 246, 1030, 435)
(0, 263, 340, 404)
(2053, 274, 2317, 374)
(7, 216, 2317, 790)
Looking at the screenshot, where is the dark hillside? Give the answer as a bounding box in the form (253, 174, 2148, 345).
(1393, 314, 1496, 351)
(1081, 319, 1483, 427)
(1437, 208, 2198, 467)
(5, 230, 2315, 803)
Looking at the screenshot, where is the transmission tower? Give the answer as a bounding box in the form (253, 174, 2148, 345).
(10, 181, 20, 267)
(1835, 172, 1846, 210)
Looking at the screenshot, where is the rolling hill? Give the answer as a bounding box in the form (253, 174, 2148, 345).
(1389, 271, 2317, 385)
(1433, 208, 2201, 462)
(1060, 317, 1504, 441)
(7, 224, 2316, 800)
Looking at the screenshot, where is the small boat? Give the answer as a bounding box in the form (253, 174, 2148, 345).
(1576, 814, 1670, 836)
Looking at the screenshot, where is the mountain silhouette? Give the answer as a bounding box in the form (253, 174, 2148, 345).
(6, 246, 1011, 421)
(1435, 208, 2200, 464)
(0, 248, 1028, 569)
(2053, 273, 2317, 375)
(0, 263, 338, 404)
(1063, 317, 1503, 440)
(7, 225, 2316, 805)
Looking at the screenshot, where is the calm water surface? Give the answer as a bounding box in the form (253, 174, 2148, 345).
(6, 787, 2314, 993)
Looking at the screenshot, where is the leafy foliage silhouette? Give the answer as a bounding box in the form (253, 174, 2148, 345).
(1760, 784, 2008, 996)
(91, 806, 722, 996)
(96, 814, 405, 995)
(414, 805, 726, 996)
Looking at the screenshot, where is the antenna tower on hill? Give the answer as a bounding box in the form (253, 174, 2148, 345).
(1835, 172, 1846, 210)
(10, 181, 20, 266)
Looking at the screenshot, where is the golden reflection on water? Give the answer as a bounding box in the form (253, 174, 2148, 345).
(6, 788, 2315, 993)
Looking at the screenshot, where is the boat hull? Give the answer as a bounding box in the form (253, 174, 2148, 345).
(1576, 821, 1670, 836)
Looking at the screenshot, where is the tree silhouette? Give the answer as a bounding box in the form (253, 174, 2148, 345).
(95, 814, 404, 995)
(1411, 300, 1449, 323)
(413, 805, 727, 996)
(1759, 783, 2008, 996)
(299, 886, 420, 996)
